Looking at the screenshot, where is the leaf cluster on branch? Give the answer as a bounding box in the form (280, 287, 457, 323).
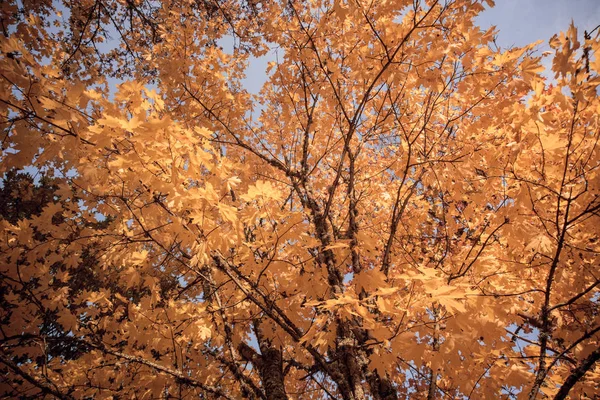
(1, 0, 599, 399)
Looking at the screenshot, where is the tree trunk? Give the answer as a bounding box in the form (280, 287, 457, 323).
(239, 322, 288, 400)
(553, 347, 600, 400)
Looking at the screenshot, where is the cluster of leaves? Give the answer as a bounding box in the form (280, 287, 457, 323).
(1, 0, 599, 399)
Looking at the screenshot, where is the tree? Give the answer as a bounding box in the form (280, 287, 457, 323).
(1, 0, 599, 398)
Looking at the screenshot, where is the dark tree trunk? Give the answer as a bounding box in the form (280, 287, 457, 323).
(553, 347, 600, 400)
(257, 347, 287, 400)
(239, 322, 288, 400)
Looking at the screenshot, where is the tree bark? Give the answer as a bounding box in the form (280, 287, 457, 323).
(553, 347, 600, 400)
(367, 371, 399, 400)
(239, 322, 288, 400)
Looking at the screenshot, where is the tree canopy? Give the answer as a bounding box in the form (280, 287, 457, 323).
(1, 0, 600, 399)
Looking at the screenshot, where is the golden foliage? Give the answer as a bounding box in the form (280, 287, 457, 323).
(1, 1, 599, 399)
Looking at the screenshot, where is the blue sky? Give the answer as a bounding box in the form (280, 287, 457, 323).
(475, 0, 600, 49)
(240, 1, 600, 94)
